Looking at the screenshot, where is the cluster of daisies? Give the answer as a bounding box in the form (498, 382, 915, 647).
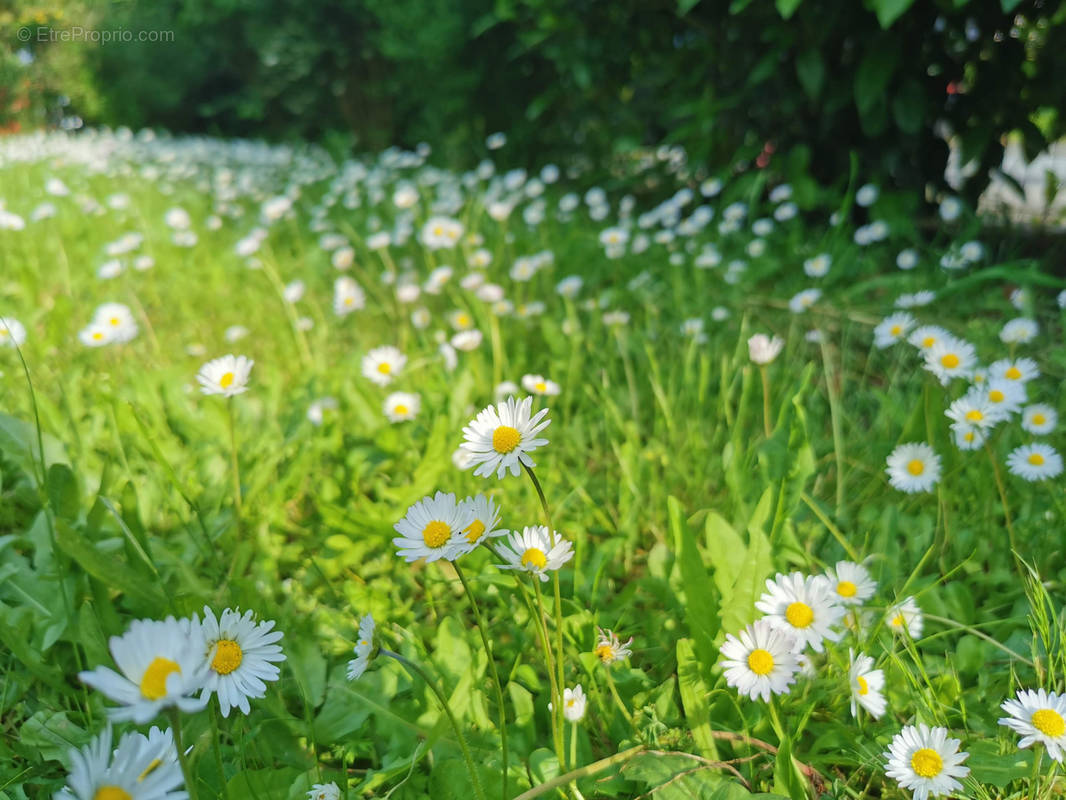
(720, 563, 1066, 800)
(57, 607, 284, 799)
(876, 310, 1062, 488)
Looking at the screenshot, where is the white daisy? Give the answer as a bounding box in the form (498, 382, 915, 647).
(496, 525, 573, 582)
(362, 346, 406, 387)
(885, 443, 941, 493)
(788, 288, 822, 313)
(384, 392, 420, 423)
(923, 337, 976, 385)
(951, 423, 987, 451)
(453, 494, 507, 555)
(999, 689, 1066, 762)
(803, 254, 832, 278)
(908, 325, 950, 351)
(307, 782, 341, 800)
(988, 357, 1040, 384)
(755, 572, 844, 653)
(79, 617, 210, 723)
(448, 309, 476, 330)
(459, 396, 550, 479)
(451, 330, 483, 351)
(719, 618, 799, 702)
(594, 628, 633, 665)
(91, 303, 139, 343)
(825, 561, 877, 606)
(521, 374, 561, 396)
(0, 317, 27, 348)
(392, 491, 470, 563)
(307, 397, 338, 426)
(1021, 404, 1057, 435)
(849, 650, 886, 719)
(79, 322, 115, 348)
(54, 725, 185, 800)
(896, 291, 936, 309)
(333, 276, 365, 316)
(1006, 444, 1063, 481)
(196, 354, 253, 397)
(347, 613, 376, 681)
(873, 312, 915, 349)
(560, 685, 587, 723)
(883, 724, 970, 800)
(896, 249, 919, 270)
(194, 607, 285, 718)
(1000, 317, 1038, 344)
(945, 395, 1008, 431)
(973, 379, 1026, 415)
(886, 596, 924, 638)
(748, 333, 784, 365)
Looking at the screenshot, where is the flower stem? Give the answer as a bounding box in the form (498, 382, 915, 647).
(533, 579, 567, 770)
(759, 365, 772, 438)
(454, 563, 510, 798)
(381, 648, 487, 800)
(168, 708, 199, 800)
(568, 721, 578, 773)
(984, 442, 1022, 574)
(512, 745, 645, 800)
(210, 705, 229, 799)
(604, 667, 634, 729)
(227, 398, 242, 522)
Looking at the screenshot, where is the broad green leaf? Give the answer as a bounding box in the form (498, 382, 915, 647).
(19, 711, 87, 766)
(775, 0, 803, 19)
(855, 41, 899, 115)
(46, 464, 79, 520)
(676, 638, 718, 759)
(870, 0, 917, 28)
(679, 0, 702, 13)
(796, 49, 825, 100)
(669, 496, 720, 668)
(966, 741, 1033, 788)
(892, 79, 926, 134)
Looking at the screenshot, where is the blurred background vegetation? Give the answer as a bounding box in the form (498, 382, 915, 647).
(2, 0, 1065, 203)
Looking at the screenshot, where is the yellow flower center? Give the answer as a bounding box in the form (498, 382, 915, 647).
(1032, 413, 1046, 425)
(922, 336, 935, 348)
(457, 314, 470, 327)
(535, 382, 547, 393)
(344, 297, 354, 306)
(137, 758, 162, 781)
(747, 648, 774, 676)
(940, 353, 959, 368)
(907, 459, 925, 476)
(891, 614, 905, 628)
(989, 390, 1004, 402)
(393, 404, 408, 416)
(211, 639, 243, 675)
(422, 521, 451, 549)
(433, 225, 444, 236)
(464, 519, 486, 544)
(785, 602, 815, 629)
(965, 409, 983, 422)
(910, 748, 943, 778)
(595, 644, 615, 663)
(1006, 366, 1022, 380)
(219, 372, 235, 389)
(492, 425, 521, 453)
(140, 657, 181, 700)
(92, 331, 104, 341)
(521, 547, 547, 569)
(890, 325, 902, 336)
(377, 362, 391, 374)
(964, 432, 975, 442)
(94, 788, 133, 800)
(1028, 453, 1045, 466)
(836, 580, 857, 598)
(1031, 708, 1066, 737)
(109, 317, 121, 326)
(856, 675, 869, 696)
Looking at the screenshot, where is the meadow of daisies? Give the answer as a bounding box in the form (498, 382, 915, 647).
(1, 128, 1065, 800)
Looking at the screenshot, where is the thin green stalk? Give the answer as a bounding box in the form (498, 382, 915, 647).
(818, 338, 846, 516)
(210, 705, 229, 798)
(568, 722, 578, 776)
(920, 614, 1035, 667)
(227, 398, 243, 521)
(800, 492, 860, 561)
(604, 667, 634, 728)
(168, 708, 199, 800)
(454, 563, 510, 799)
(512, 745, 644, 800)
(759, 365, 772, 438)
(614, 328, 640, 423)
(984, 442, 1023, 578)
(533, 579, 567, 770)
(380, 649, 487, 800)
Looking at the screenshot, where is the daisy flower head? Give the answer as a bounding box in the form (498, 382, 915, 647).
(886, 596, 924, 638)
(873, 312, 915, 349)
(0, 317, 27, 348)
(755, 572, 844, 653)
(79, 322, 115, 348)
(307, 396, 338, 426)
(392, 491, 471, 563)
(748, 333, 784, 365)
(825, 561, 877, 606)
(999, 689, 1066, 762)
(448, 309, 476, 331)
(459, 396, 550, 479)
(54, 724, 185, 800)
(1021, 404, 1057, 435)
(497, 525, 573, 581)
(896, 291, 936, 309)
(454, 493, 507, 554)
(494, 380, 520, 401)
(719, 618, 799, 702)
(848, 649, 886, 719)
(1000, 317, 1038, 344)
(923, 336, 976, 385)
(307, 783, 341, 800)
(951, 423, 987, 452)
(521, 374, 560, 396)
(195, 607, 285, 718)
(971, 378, 1026, 416)
(594, 627, 633, 665)
(333, 276, 365, 316)
(788, 288, 822, 314)
(885, 443, 941, 493)
(803, 253, 832, 278)
(362, 346, 406, 387)
(383, 392, 419, 423)
(347, 613, 376, 681)
(451, 330, 483, 351)
(896, 249, 919, 270)
(561, 685, 587, 722)
(908, 325, 950, 351)
(78, 616, 210, 723)
(945, 395, 1008, 431)
(197, 354, 253, 397)
(1006, 443, 1063, 481)
(92, 303, 139, 343)
(988, 357, 1040, 384)
(884, 724, 970, 800)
